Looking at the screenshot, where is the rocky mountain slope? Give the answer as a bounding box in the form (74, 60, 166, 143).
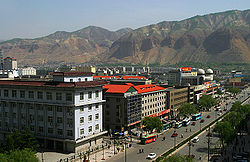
(96, 9, 250, 65)
(0, 26, 132, 65)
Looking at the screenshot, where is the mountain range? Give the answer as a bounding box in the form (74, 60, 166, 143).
(0, 9, 250, 66)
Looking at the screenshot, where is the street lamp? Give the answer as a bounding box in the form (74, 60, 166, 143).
(101, 140, 105, 160)
(188, 140, 194, 157)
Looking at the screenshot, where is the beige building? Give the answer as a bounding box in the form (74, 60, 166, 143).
(76, 66, 96, 73)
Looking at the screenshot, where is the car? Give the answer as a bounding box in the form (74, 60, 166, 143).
(192, 137, 199, 143)
(200, 119, 205, 123)
(191, 122, 196, 126)
(223, 108, 227, 111)
(219, 110, 222, 113)
(147, 153, 156, 159)
(206, 115, 211, 118)
(171, 132, 178, 137)
(217, 112, 222, 116)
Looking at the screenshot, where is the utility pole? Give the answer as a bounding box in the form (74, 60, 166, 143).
(188, 140, 194, 157)
(124, 138, 127, 162)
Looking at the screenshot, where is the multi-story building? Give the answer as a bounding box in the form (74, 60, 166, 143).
(0, 73, 106, 152)
(3, 57, 17, 70)
(20, 67, 37, 76)
(0, 49, 3, 70)
(103, 83, 168, 132)
(166, 86, 189, 119)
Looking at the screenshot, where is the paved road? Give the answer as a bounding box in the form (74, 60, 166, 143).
(175, 88, 250, 161)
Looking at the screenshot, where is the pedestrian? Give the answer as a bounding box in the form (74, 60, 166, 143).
(139, 149, 141, 153)
(142, 149, 144, 153)
(190, 128, 191, 132)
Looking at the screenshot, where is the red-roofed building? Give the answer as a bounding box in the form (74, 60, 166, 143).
(103, 83, 169, 132)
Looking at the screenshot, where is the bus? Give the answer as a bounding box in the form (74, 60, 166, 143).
(192, 113, 202, 121)
(141, 134, 157, 144)
(175, 122, 183, 128)
(182, 119, 190, 126)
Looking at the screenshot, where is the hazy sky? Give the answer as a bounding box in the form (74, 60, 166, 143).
(1, 0, 249, 40)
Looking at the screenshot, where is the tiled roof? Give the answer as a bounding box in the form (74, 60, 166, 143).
(93, 76, 120, 79)
(0, 80, 107, 88)
(121, 76, 146, 80)
(103, 84, 133, 93)
(134, 84, 166, 93)
(53, 72, 93, 76)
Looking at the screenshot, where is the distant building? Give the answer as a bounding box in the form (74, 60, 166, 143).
(3, 57, 17, 70)
(53, 72, 93, 82)
(0, 49, 3, 70)
(76, 66, 96, 73)
(20, 67, 37, 76)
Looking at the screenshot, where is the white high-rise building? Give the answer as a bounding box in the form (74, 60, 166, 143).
(0, 72, 106, 152)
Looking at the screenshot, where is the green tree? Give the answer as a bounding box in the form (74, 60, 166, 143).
(178, 103, 196, 118)
(0, 148, 39, 162)
(213, 121, 236, 149)
(217, 89, 222, 95)
(198, 95, 217, 111)
(228, 87, 240, 96)
(163, 153, 195, 162)
(143, 117, 163, 133)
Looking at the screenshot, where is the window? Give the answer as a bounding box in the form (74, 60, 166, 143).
(70, 79, 73, 82)
(67, 107, 72, 113)
(88, 92, 92, 99)
(67, 130, 73, 136)
(88, 126, 92, 132)
(48, 116, 53, 123)
(88, 115, 92, 122)
(80, 107, 84, 112)
(28, 91, 34, 99)
(95, 91, 99, 98)
(57, 117, 62, 123)
(88, 105, 92, 111)
(20, 90, 25, 98)
(29, 115, 34, 121)
(46, 92, 52, 100)
(47, 105, 53, 111)
(38, 115, 43, 122)
(39, 126, 44, 133)
(56, 93, 62, 100)
(37, 91, 43, 99)
(48, 128, 53, 134)
(116, 98, 120, 102)
(80, 92, 84, 100)
(57, 106, 62, 112)
(66, 93, 72, 101)
(95, 104, 99, 109)
(5, 112, 8, 117)
(13, 113, 16, 119)
(78, 78, 81, 81)
(80, 128, 84, 135)
(67, 118, 72, 125)
(57, 129, 63, 135)
(95, 114, 99, 120)
(80, 117, 84, 124)
(30, 125, 34, 131)
(4, 90, 8, 97)
(12, 90, 17, 98)
(37, 104, 43, 111)
(95, 124, 99, 130)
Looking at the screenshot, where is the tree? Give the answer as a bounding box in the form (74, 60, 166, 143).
(0, 148, 39, 162)
(228, 87, 240, 96)
(217, 89, 222, 95)
(198, 95, 217, 111)
(178, 103, 196, 118)
(163, 153, 195, 162)
(142, 117, 163, 133)
(213, 121, 236, 149)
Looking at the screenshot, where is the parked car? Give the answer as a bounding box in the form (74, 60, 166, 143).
(200, 119, 205, 123)
(192, 137, 199, 143)
(147, 153, 156, 159)
(191, 122, 196, 126)
(206, 115, 211, 118)
(171, 132, 178, 137)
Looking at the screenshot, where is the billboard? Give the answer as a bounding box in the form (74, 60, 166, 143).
(181, 72, 197, 77)
(180, 67, 191, 71)
(233, 74, 244, 78)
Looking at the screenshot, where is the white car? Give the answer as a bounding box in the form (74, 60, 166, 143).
(192, 137, 199, 143)
(147, 153, 156, 159)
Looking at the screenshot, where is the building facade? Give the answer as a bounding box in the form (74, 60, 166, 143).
(3, 57, 17, 70)
(0, 79, 106, 152)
